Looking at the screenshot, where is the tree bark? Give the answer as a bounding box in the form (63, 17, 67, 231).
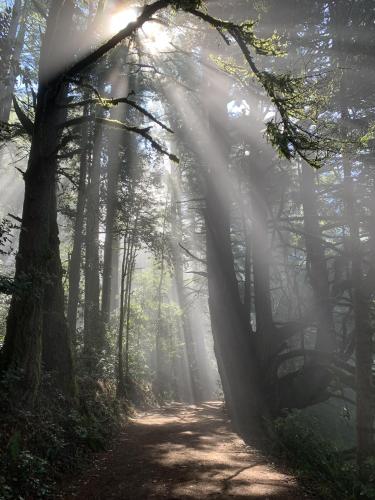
(67, 103, 90, 338)
(170, 162, 203, 403)
(0, 0, 27, 123)
(0, 0, 75, 402)
(342, 132, 374, 470)
(202, 71, 264, 430)
(83, 79, 105, 370)
(101, 51, 130, 324)
(250, 163, 274, 361)
(42, 181, 76, 397)
(300, 163, 335, 353)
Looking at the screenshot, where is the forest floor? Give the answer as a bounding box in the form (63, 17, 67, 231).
(62, 402, 311, 499)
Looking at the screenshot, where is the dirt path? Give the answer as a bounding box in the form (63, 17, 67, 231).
(64, 402, 310, 499)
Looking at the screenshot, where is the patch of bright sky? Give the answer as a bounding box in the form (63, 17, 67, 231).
(227, 99, 250, 117)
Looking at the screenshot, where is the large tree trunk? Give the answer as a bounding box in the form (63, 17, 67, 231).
(342, 131, 374, 470)
(205, 170, 263, 430)
(202, 70, 264, 430)
(0, 0, 75, 402)
(42, 181, 76, 397)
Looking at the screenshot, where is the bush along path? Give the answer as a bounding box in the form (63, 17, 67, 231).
(62, 402, 309, 499)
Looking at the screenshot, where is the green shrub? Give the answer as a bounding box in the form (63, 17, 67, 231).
(0, 371, 124, 499)
(270, 411, 375, 499)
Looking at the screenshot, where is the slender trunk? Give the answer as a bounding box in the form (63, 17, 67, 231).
(124, 252, 136, 381)
(117, 233, 129, 398)
(242, 213, 252, 329)
(0, 0, 27, 123)
(110, 235, 120, 312)
(101, 53, 131, 323)
(155, 202, 168, 398)
(300, 163, 335, 353)
(250, 163, 274, 360)
(170, 163, 202, 402)
(117, 214, 137, 397)
(84, 81, 105, 370)
(67, 104, 90, 339)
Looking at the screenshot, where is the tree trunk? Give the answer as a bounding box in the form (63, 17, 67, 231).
(154, 201, 169, 399)
(124, 252, 136, 381)
(300, 163, 335, 353)
(0, 0, 75, 402)
(67, 103, 90, 338)
(101, 51, 130, 324)
(170, 162, 203, 403)
(250, 163, 274, 361)
(83, 81, 105, 370)
(117, 214, 137, 398)
(42, 181, 76, 397)
(342, 135, 374, 471)
(205, 171, 263, 430)
(117, 232, 128, 398)
(0, 0, 27, 123)
(110, 235, 120, 312)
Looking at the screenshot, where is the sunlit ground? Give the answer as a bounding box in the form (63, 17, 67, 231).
(65, 403, 301, 498)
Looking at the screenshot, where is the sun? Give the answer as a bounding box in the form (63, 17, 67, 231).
(109, 7, 171, 53)
(109, 8, 139, 35)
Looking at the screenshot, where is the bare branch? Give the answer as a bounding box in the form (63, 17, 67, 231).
(179, 243, 207, 264)
(59, 115, 178, 163)
(12, 95, 34, 136)
(64, 95, 173, 133)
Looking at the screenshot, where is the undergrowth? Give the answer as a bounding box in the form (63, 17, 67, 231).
(0, 371, 125, 499)
(270, 411, 375, 500)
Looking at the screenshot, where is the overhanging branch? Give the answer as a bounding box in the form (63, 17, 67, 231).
(60, 115, 178, 162)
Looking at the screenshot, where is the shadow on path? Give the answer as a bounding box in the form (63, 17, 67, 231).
(63, 402, 310, 499)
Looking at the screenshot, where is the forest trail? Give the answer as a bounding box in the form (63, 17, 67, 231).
(63, 402, 309, 500)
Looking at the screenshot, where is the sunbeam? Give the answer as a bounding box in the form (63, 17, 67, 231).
(1, 0, 374, 497)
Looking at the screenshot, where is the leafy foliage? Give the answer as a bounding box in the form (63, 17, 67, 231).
(271, 411, 375, 499)
(0, 372, 123, 499)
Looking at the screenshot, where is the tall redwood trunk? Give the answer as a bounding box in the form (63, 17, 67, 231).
(205, 170, 263, 429)
(342, 134, 374, 470)
(0, 0, 76, 402)
(42, 181, 76, 396)
(202, 69, 264, 430)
